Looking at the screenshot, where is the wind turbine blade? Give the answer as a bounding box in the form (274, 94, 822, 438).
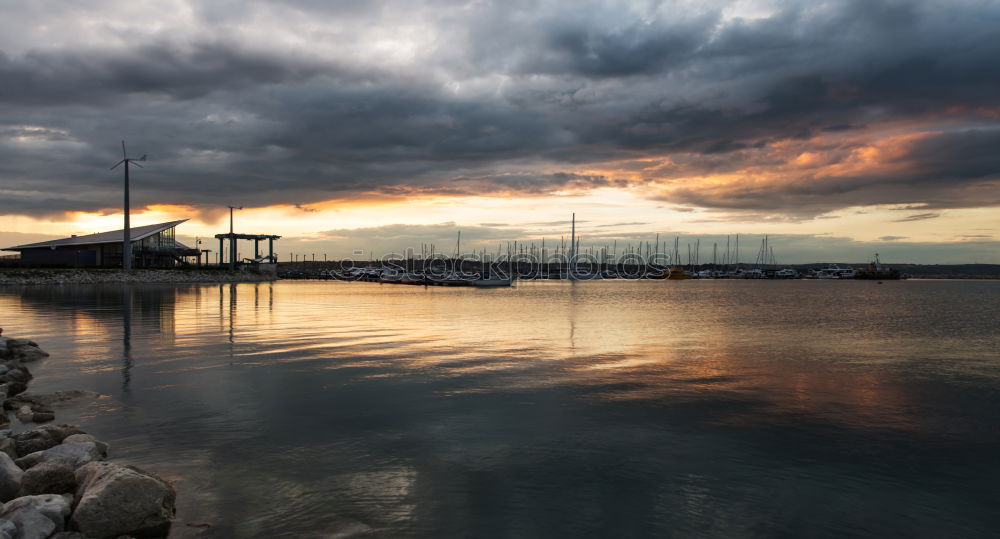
(130, 161, 144, 168)
(110, 159, 125, 170)
(121, 140, 127, 159)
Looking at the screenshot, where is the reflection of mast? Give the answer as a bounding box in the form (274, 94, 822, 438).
(228, 284, 237, 347)
(568, 277, 578, 351)
(121, 285, 133, 393)
(569, 213, 576, 279)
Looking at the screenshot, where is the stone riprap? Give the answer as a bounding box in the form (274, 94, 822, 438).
(0, 336, 176, 538)
(0, 268, 274, 286)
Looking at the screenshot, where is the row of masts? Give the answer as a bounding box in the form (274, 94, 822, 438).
(401, 232, 778, 270)
(248, 229, 783, 269)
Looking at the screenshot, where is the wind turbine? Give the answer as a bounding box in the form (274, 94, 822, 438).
(110, 141, 146, 270)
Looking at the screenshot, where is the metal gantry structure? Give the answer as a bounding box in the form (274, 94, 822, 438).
(215, 204, 281, 270)
(215, 233, 281, 269)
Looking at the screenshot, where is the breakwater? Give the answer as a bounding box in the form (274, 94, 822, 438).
(0, 335, 175, 538)
(0, 268, 275, 286)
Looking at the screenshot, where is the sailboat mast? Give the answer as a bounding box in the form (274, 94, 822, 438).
(570, 213, 576, 261)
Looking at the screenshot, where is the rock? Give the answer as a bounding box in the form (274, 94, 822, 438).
(0, 366, 8, 375)
(32, 411, 55, 423)
(0, 439, 16, 460)
(72, 462, 175, 539)
(1, 369, 30, 384)
(3, 341, 49, 363)
(10, 428, 61, 457)
(16, 442, 103, 470)
(63, 434, 109, 458)
(18, 459, 76, 496)
(1, 508, 54, 539)
(15, 404, 55, 423)
(0, 518, 15, 539)
(4, 391, 100, 411)
(4, 382, 26, 397)
(0, 494, 73, 537)
(46, 424, 86, 441)
(49, 532, 88, 539)
(0, 453, 23, 502)
(14, 406, 30, 423)
(11, 425, 84, 458)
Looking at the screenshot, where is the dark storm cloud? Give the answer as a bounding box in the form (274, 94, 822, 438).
(0, 42, 334, 106)
(1, 0, 999, 217)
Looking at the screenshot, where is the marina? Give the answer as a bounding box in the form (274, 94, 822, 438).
(279, 255, 906, 282)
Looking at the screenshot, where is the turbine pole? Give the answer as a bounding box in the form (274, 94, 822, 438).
(123, 146, 130, 270)
(110, 141, 144, 270)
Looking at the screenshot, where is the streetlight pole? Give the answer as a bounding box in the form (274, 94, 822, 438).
(227, 205, 243, 270)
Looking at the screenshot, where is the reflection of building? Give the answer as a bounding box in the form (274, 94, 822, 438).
(3, 220, 199, 267)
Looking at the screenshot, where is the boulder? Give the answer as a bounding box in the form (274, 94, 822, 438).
(32, 412, 55, 423)
(72, 462, 175, 539)
(49, 533, 88, 539)
(15, 405, 53, 424)
(63, 435, 109, 458)
(2, 509, 53, 539)
(16, 442, 103, 470)
(11, 425, 83, 457)
(4, 391, 100, 411)
(0, 439, 16, 460)
(1, 369, 30, 384)
(0, 494, 73, 538)
(14, 407, 31, 423)
(18, 459, 76, 496)
(10, 428, 61, 457)
(2, 340, 49, 363)
(0, 518, 15, 539)
(1, 339, 36, 348)
(0, 453, 23, 502)
(4, 382, 26, 398)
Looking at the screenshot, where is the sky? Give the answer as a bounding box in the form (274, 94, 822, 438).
(0, 0, 998, 263)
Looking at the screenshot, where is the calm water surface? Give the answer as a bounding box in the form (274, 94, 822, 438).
(1, 280, 998, 538)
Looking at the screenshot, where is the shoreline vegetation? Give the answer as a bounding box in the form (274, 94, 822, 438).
(0, 334, 176, 538)
(0, 268, 276, 286)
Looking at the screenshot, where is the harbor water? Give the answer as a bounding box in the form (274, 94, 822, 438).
(1, 280, 998, 538)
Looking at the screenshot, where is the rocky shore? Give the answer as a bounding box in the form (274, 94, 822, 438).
(0, 335, 175, 538)
(0, 268, 275, 286)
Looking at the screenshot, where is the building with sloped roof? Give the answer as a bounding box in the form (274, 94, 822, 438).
(2, 220, 200, 267)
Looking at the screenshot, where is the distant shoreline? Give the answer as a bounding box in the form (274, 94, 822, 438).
(0, 268, 276, 286)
